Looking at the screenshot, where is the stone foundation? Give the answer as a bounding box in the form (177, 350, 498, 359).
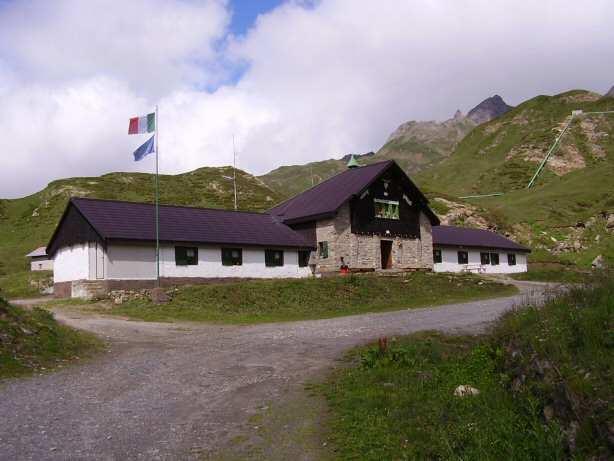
(53, 281, 72, 298)
(54, 277, 282, 299)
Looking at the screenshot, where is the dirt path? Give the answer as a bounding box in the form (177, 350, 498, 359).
(1, 283, 554, 460)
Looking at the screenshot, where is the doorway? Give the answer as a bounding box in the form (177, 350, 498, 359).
(380, 240, 393, 269)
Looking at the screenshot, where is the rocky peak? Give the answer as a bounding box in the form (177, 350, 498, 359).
(605, 86, 614, 98)
(453, 109, 463, 120)
(467, 95, 513, 125)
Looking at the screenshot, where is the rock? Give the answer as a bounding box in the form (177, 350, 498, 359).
(566, 421, 580, 452)
(607, 214, 614, 229)
(150, 287, 170, 304)
(453, 385, 480, 397)
(543, 405, 554, 422)
(592, 255, 606, 270)
(467, 95, 513, 124)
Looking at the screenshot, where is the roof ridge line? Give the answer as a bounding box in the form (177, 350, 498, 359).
(71, 197, 269, 216)
(267, 159, 394, 213)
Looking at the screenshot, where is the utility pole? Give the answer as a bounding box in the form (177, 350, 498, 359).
(154, 105, 160, 287)
(232, 134, 238, 211)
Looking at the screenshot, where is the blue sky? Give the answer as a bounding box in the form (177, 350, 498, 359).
(229, 0, 284, 36)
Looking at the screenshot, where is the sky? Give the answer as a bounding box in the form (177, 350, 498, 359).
(0, 0, 613, 198)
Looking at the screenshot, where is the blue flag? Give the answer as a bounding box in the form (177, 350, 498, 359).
(133, 135, 155, 161)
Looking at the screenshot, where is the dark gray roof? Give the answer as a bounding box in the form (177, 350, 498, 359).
(268, 160, 439, 224)
(62, 198, 313, 249)
(432, 225, 530, 252)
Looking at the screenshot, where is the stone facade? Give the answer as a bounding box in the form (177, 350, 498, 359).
(314, 203, 434, 272)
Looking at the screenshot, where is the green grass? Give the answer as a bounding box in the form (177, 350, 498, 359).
(0, 296, 102, 379)
(108, 273, 517, 324)
(414, 90, 614, 268)
(322, 274, 613, 460)
(0, 270, 52, 299)
(511, 266, 592, 284)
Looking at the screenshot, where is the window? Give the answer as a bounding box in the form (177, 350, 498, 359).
(480, 252, 490, 265)
(265, 249, 284, 267)
(433, 248, 442, 264)
(222, 248, 242, 266)
(299, 250, 311, 267)
(490, 252, 500, 265)
(175, 246, 198, 266)
(507, 253, 516, 266)
(374, 199, 400, 220)
(457, 251, 468, 265)
(318, 241, 329, 259)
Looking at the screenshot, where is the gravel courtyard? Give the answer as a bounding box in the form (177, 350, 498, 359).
(0, 282, 552, 460)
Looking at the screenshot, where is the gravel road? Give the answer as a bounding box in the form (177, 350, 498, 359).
(0, 282, 553, 460)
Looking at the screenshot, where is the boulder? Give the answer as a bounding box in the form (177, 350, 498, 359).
(591, 255, 606, 270)
(150, 287, 170, 304)
(607, 214, 614, 229)
(453, 385, 480, 397)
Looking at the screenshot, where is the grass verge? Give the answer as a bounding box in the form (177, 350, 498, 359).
(108, 272, 517, 324)
(0, 270, 52, 299)
(510, 262, 593, 284)
(322, 275, 613, 460)
(0, 296, 102, 380)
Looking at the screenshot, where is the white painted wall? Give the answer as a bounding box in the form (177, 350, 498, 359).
(54, 242, 312, 282)
(433, 247, 527, 274)
(106, 244, 156, 280)
(30, 259, 53, 271)
(53, 244, 90, 282)
(159, 245, 311, 279)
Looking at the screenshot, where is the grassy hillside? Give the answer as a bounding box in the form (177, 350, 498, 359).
(323, 276, 613, 459)
(376, 116, 476, 172)
(0, 296, 101, 379)
(416, 90, 614, 267)
(259, 157, 350, 199)
(0, 166, 281, 297)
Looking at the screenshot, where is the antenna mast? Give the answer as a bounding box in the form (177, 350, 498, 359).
(232, 134, 238, 211)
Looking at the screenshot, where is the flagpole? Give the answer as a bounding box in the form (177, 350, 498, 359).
(155, 105, 160, 287)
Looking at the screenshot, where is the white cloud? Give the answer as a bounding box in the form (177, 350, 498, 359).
(1, 0, 614, 197)
(0, 0, 229, 94)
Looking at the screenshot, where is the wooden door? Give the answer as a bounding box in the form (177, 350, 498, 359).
(380, 240, 393, 269)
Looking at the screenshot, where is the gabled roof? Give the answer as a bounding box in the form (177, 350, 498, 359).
(48, 198, 313, 251)
(432, 225, 530, 252)
(268, 160, 439, 224)
(26, 247, 48, 258)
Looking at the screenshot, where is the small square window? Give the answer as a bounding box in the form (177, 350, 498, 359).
(175, 246, 198, 266)
(490, 253, 500, 265)
(265, 249, 284, 267)
(222, 248, 242, 266)
(433, 249, 442, 264)
(318, 241, 329, 259)
(374, 199, 400, 220)
(457, 251, 468, 265)
(507, 253, 516, 266)
(299, 250, 311, 267)
(480, 252, 490, 265)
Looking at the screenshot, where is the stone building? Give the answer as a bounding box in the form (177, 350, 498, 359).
(268, 159, 440, 272)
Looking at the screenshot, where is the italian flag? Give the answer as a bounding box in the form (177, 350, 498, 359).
(128, 113, 155, 134)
